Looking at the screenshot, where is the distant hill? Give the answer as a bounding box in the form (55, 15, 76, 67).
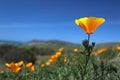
(0, 40, 120, 48)
(24, 39, 81, 47)
(0, 39, 81, 48)
(0, 40, 23, 46)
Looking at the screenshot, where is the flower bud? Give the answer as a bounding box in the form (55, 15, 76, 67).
(82, 40, 89, 48)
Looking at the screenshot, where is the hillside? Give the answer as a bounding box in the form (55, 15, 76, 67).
(24, 39, 80, 46)
(0, 40, 120, 48)
(0, 40, 23, 46)
(0, 39, 80, 46)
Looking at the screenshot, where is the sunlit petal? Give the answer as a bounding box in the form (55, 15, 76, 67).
(75, 16, 105, 34)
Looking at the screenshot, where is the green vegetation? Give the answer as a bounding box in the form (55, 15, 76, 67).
(0, 49, 120, 80)
(0, 40, 120, 80)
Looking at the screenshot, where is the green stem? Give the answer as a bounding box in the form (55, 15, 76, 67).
(83, 34, 91, 80)
(88, 34, 90, 45)
(101, 61, 104, 79)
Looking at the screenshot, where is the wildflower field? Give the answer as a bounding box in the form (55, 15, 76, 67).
(0, 17, 120, 80)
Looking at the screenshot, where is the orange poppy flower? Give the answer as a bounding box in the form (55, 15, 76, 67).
(75, 17, 105, 34)
(45, 61, 51, 66)
(97, 48, 107, 54)
(58, 47, 64, 52)
(64, 57, 68, 63)
(48, 59, 53, 63)
(26, 62, 35, 71)
(55, 51, 62, 57)
(41, 64, 45, 67)
(73, 48, 78, 53)
(92, 48, 107, 55)
(117, 46, 120, 51)
(5, 63, 11, 69)
(50, 55, 58, 62)
(16, 61, 24, 67)
(5, 62, 21, 73)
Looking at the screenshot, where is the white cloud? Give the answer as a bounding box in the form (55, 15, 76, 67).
(0, 22, 74, 28)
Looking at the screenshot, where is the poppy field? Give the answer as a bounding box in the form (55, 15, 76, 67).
(0, 17, 120, 80)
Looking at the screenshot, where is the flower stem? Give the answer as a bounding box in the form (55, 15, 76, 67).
(83, 34, 91, 80)
(88, 34, 90, 45)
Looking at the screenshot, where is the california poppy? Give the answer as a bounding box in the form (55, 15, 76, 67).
(26, 62, 35, 71)
(73, 48, 78, 53)
(64, 57, 68, 63)
(58, 47, 64, 52)
(117, 46, 120, 51)
(92, 48, 107, 55)
(5, 62, 21, 73)
(75, 17, 105, 34)
(16, 61, 24, 67)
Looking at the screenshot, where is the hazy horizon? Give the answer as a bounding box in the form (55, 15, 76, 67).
(0, 38, 120, 44)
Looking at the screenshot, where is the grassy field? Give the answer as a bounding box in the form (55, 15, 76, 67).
(0, 46, 120, 80)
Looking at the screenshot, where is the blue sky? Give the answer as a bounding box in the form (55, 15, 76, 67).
(0, 0, 120, 44)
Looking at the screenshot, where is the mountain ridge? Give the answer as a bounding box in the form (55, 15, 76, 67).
(0, 39, 80, 46)
(0, 39, 120, 47)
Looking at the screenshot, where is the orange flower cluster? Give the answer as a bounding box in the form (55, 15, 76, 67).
(92, 48, 107, 55)
(41, 48, 64, 67)
(75, 17, 105, 34)
(5, 61, 23, 73)
(5, 61, 35, 73)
